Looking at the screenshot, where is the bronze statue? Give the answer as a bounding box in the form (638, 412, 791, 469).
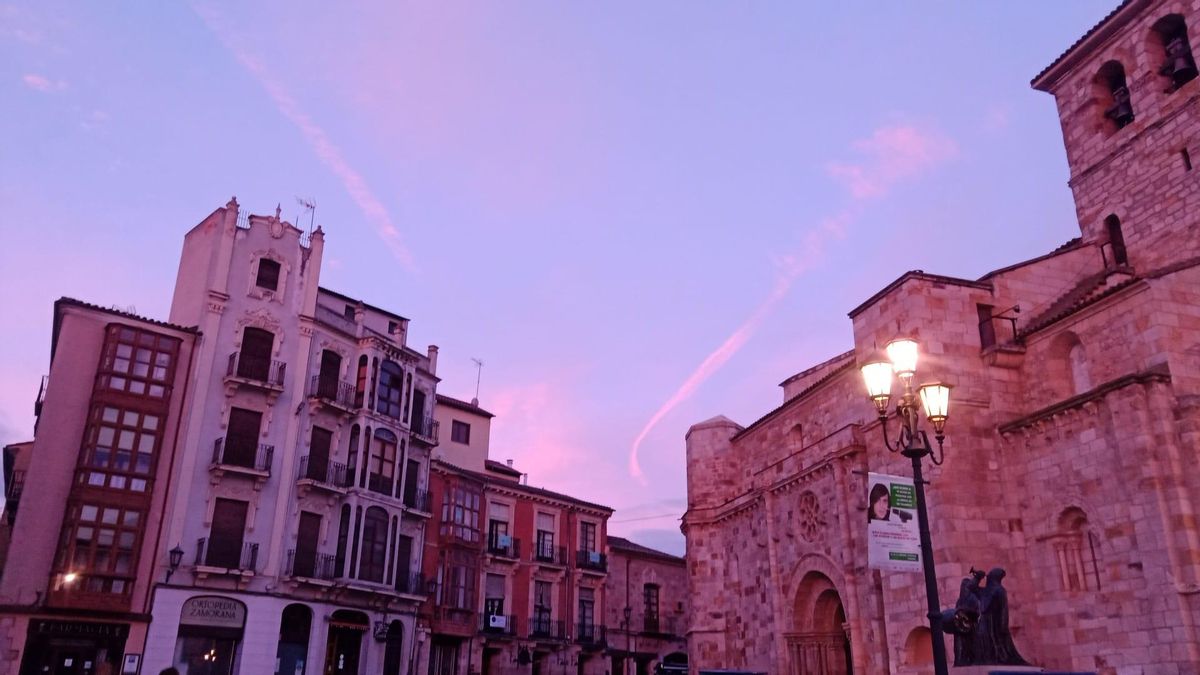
(942, 567, 1029, 667)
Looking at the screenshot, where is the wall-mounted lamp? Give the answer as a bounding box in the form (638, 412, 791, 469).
(166, 544, 184, 582)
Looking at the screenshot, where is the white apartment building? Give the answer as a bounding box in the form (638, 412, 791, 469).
(142, 198, 440, 675)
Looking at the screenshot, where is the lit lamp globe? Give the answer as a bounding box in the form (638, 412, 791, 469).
(885, 337, 920, 379)
(860, 357, 894, 417)
(918, 382, 953, 436)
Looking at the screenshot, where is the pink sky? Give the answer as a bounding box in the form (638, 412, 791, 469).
(0, 1, 1116, 553)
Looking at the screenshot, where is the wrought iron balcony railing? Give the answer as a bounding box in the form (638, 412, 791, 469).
(212, 438, 274, 473)
(404, 488, 431, 512)
(307, 375, 356, 409)
(297, 456, 349, 489)
(529, 615, 565, 640)
(482, 613, 517, 636)
(487, 534, 521, 559)
(367, 472, 394, 497)
(411, 416, 439, 445)
(395, 572, 427, 596)
(534, 543, 566, 566)
(575, 550, 607, 572)
(286, 549, 337, 580)
(226, 352, 286, 388)
(576, 623, 606, 646)
(196, 537, 258, 571)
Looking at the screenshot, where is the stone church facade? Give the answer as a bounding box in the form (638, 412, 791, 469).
(683, 1, 1200, 673)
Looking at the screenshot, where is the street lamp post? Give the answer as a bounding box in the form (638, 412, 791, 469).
(861, 336, 954, 675)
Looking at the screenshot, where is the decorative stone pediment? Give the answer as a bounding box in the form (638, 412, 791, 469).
(238, 308, 281, 333)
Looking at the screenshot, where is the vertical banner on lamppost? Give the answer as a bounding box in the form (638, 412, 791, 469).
(867, 472, 922, 571)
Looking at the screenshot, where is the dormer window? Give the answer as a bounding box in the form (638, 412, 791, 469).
(1153, 15, 1197, 91)
(255, 259, 280, 292)
(1096, 61, 1134, 131)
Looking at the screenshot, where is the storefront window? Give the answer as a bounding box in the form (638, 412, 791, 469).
(174, 596, 246, 675)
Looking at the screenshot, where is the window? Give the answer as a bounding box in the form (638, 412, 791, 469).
(207, 498, 249, 568)
(977, 304, 996, 349)
(368, 429, 398, 496)
(533, 580, 552, 632)
(57, 502, 143, 595)
(451, 420, 471, 444)
(344, 304, 355, 321)
(255, 258, 281, 291)
(235, 327, 275, 383)
(387, 320, 399, 335)
(1096, 61, 1133, 131)
(535, 512, 555, 561)
(436, 551, 477, 610)
(439, 485, 481, 543)
(376, 361, 404, 419)
(580, 521, 597, 554)
(1069, 342, 1091, 394)
(1152, 14, 1198, 91)
(1053, 508, 1099, 592)
(355, 356, 368, 408)
(402, 457, 420, 508)
(484, 573, 506, 618)
(335, 505, 351, 577)
(358, 507, 389, 583)
(1183, 148, 1194, 171)
(1105, 214, 1128, 266)
(80, 405, 160, 492)
(578, 587, 594, 630)
(488, 502, 511, 552)
(347, 425, 361, 488)
(292, 512, 322, 578)
(98, 325, 179, 398)
(276, 604, 312, 675)
(643, 584, 660, 632)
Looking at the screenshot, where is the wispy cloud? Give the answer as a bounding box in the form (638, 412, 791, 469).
(191, 4, 416, 271)
(826, 124, 958, 199)
(21, 73, 65, 93)
(628, 123, 958, 484)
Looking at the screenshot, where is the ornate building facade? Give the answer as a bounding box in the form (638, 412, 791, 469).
(683, 1, 1200, 673)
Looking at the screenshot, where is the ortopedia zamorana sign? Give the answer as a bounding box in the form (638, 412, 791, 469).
(180, 596, 247, 628)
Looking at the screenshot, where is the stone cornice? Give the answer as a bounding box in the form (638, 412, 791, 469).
(998, 366, 1171, 434)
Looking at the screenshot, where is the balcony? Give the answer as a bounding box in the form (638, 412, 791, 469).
(481, 613, 517, 637)
(411, 415, 439, 446)
(307, 375, 356, 413)
(404, 488, 431, 514)
(529, 615, 565, 641)
(224, 352, 286, 399)
(395, 572, 427, 597)
(641, 616, 681, 637)
(487, 535, 521, 561)
(210, 438, 273, 486)
(296, 456, 349, 493)
(533, 543, 567, 567)
(286, 549, 337, 581)
(576, 550, 607, 573)
(576, 623, 606, 648)
(195, 538, 258, 575)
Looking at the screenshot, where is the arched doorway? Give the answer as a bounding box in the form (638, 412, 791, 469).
(325, 610, 368, 675)
(787, 572, 852, 675)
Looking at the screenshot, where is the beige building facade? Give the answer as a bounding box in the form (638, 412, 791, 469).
(684, 1, 1200, 673)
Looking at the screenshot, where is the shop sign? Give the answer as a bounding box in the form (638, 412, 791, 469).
(180, 596, 247, 629)
(33, 620, 130, 638)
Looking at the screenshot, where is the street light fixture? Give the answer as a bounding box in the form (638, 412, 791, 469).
(860, 336, 954, 675)
(166, 544, 184, 582)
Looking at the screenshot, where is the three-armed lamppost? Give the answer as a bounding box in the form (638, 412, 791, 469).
(860, 336, 953, 675)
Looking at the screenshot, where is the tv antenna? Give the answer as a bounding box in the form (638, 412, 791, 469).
(471, 358, 484, 403)
(296, 197, 317, 234)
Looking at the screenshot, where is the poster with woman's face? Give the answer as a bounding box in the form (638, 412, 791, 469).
(866, 472, 921, 572)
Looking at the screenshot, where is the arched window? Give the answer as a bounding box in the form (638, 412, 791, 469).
(1105, 214, 1128, 266)
(335, 505, 351, 578)
(347, 425, 361, 488)
(1068, 342, 1091, 394)
(1096, 61, 1134, 131)
(1052, 508, 1099, 592)
(377, 361, 404, 419)
(1152, 14, 1198, 90)
(359, 506, 389, 583)
(354, 355, 368, 407)
(368, 429, 398, 496)
(275, 603, 312, 675)
(789, 423, 804, 448)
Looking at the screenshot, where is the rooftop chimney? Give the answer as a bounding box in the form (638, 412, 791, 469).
(427, 345, 438, 374)
(506, 459, 514, 468)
